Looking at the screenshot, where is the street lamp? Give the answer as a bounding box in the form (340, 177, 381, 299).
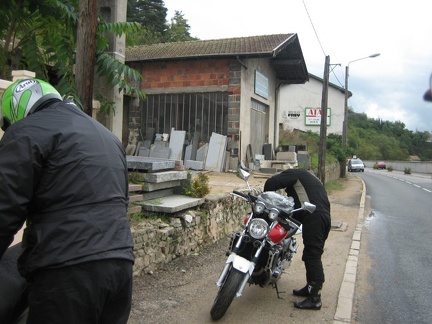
(341, 53, 380, 177)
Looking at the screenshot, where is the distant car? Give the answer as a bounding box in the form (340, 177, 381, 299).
(375, 161, 386, 169)
(348, 158, 365, 172)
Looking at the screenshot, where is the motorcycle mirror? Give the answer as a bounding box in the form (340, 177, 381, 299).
(303, 202, 316, 213)
(237, 167, 250, 181)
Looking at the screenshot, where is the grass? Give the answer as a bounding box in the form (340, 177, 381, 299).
(325, 179, 343, 194)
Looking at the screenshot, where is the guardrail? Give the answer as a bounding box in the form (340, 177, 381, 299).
(363, 160, 432, 174)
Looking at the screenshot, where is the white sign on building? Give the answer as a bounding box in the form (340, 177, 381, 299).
(305, 107, 331, 126)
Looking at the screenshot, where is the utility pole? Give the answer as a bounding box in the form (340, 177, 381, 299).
(341, 53, 380, 178)
(318, 55, 330, 184)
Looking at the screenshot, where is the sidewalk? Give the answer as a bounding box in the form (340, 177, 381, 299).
(333, 176, 366, 323)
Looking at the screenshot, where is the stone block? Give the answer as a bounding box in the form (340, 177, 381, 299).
(142, 180, 182, 192)
(127, 156, 176, 171)
(139, 171, 188, 183)
(185, 160, 204, 170)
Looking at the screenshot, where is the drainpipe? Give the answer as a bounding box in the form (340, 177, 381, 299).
(274, 82, 282, 157)
(236, 56, 248, 69)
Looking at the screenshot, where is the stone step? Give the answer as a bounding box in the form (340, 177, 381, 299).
(129, 184, 143, 192)
(137, 195, 205, 213)
(127, 156, 176, 172)
(129, 194, 144, 203)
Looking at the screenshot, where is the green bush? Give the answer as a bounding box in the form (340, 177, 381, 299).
(387, 165, 393, 172)
(183, 172, 210, 198)
(404, 167, 411, 174)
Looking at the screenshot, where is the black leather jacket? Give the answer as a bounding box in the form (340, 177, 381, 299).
(0, 101, 134, 279)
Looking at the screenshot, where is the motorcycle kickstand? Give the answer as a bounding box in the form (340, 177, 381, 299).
(272, 282, 286, 299)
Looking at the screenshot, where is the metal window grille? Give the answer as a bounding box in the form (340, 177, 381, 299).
(141, 92, 228, 142)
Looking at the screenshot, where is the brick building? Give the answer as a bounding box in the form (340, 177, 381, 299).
(125, 34, 308, 165)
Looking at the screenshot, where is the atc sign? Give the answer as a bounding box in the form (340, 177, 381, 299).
(305, 107, 331, 126)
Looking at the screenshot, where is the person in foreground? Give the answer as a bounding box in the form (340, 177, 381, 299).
(264, 168, 331, 310)
(0, 79, 134, 323)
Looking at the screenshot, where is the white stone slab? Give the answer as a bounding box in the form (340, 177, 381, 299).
(169, 129, 186, 160)
(205, 132, 227, 172)
(140, 195, 205, 213)
(185, 160, 204, 170)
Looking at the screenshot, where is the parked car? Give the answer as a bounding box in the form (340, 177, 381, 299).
(348, 158, 365, 172)
(374, 161, 386, 169)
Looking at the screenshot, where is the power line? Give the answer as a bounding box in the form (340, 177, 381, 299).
(301, 0, 345, 88)
(302, 0, 326, 57)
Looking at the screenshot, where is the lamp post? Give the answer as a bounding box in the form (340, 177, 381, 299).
(341, 53, 380, 177)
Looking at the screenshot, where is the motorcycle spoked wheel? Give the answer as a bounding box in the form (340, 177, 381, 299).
(210, 268, 245, 320)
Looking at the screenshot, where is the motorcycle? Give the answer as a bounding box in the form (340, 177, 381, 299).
(210, 166, 316, 320)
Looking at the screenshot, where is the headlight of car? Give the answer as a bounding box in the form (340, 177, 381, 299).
(248, 218, 269, 239)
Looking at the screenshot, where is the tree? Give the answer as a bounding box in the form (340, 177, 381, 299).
(75, 0, 98, 115)
(166, 11, 197, 42)
(126, 2, 197, 45)
(347, 109, 432, 160)
(127, 0, 167, 34)
(126, 0, 167, 45)
(0, 0, 144, 115)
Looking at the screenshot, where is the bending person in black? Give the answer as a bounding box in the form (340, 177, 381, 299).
(264, 168, 331, 310)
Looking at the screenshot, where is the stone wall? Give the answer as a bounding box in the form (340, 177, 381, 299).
(130, 191, 258, 276)
(326, 162, 341, 182)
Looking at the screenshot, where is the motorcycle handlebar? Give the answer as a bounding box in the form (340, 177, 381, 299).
(231, 191, 258, 202)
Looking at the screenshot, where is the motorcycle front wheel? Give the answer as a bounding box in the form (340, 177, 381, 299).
(210, 268, 245, 320)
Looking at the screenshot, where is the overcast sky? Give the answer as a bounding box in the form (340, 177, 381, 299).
(163, 0, 432, 132)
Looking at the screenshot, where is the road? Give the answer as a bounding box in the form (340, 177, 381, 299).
(353, 169, 432, 324)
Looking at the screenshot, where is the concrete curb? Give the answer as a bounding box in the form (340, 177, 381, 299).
(333, 176, 366, 324)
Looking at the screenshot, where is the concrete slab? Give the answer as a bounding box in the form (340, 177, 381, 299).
(205, 132, 227, 172)
(144, 127, 155, 139)
(185, 160, 204, 170)
(142, 188, 174, 201)
(191, 132, 199, 160)
(184, 144, 192, 162)
(196, 143, 208, 162)
(276, 151, 297, 162)
(127, 156, 176, 171)
(169, 130, 186, 160)
(142, 180, 182, 192)
(138, 147, 150, 157)
(149, 145, 170, 158)
(263, 143, 273, 160)
(139, 195, 205, 213)
(139, 171, 188, 183)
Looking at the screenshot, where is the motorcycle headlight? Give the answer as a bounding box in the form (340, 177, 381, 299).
(248, 218, 269, 239)
(254, 201, 265, 214)
(268, 208, 279, 221)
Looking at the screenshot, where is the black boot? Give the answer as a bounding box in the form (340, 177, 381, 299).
(293, 283, 310, 297)
(293, 282, 322, 310)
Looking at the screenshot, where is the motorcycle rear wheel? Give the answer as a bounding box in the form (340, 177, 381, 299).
(210, 268, 244, 320)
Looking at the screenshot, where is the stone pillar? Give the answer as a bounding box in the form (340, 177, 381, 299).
(97, 0, 127, 141)
(12, 70, 36, 81)
(227, 62, 241, 168)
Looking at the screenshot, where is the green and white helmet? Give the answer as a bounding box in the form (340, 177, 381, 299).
(1, 78, 62, 130)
